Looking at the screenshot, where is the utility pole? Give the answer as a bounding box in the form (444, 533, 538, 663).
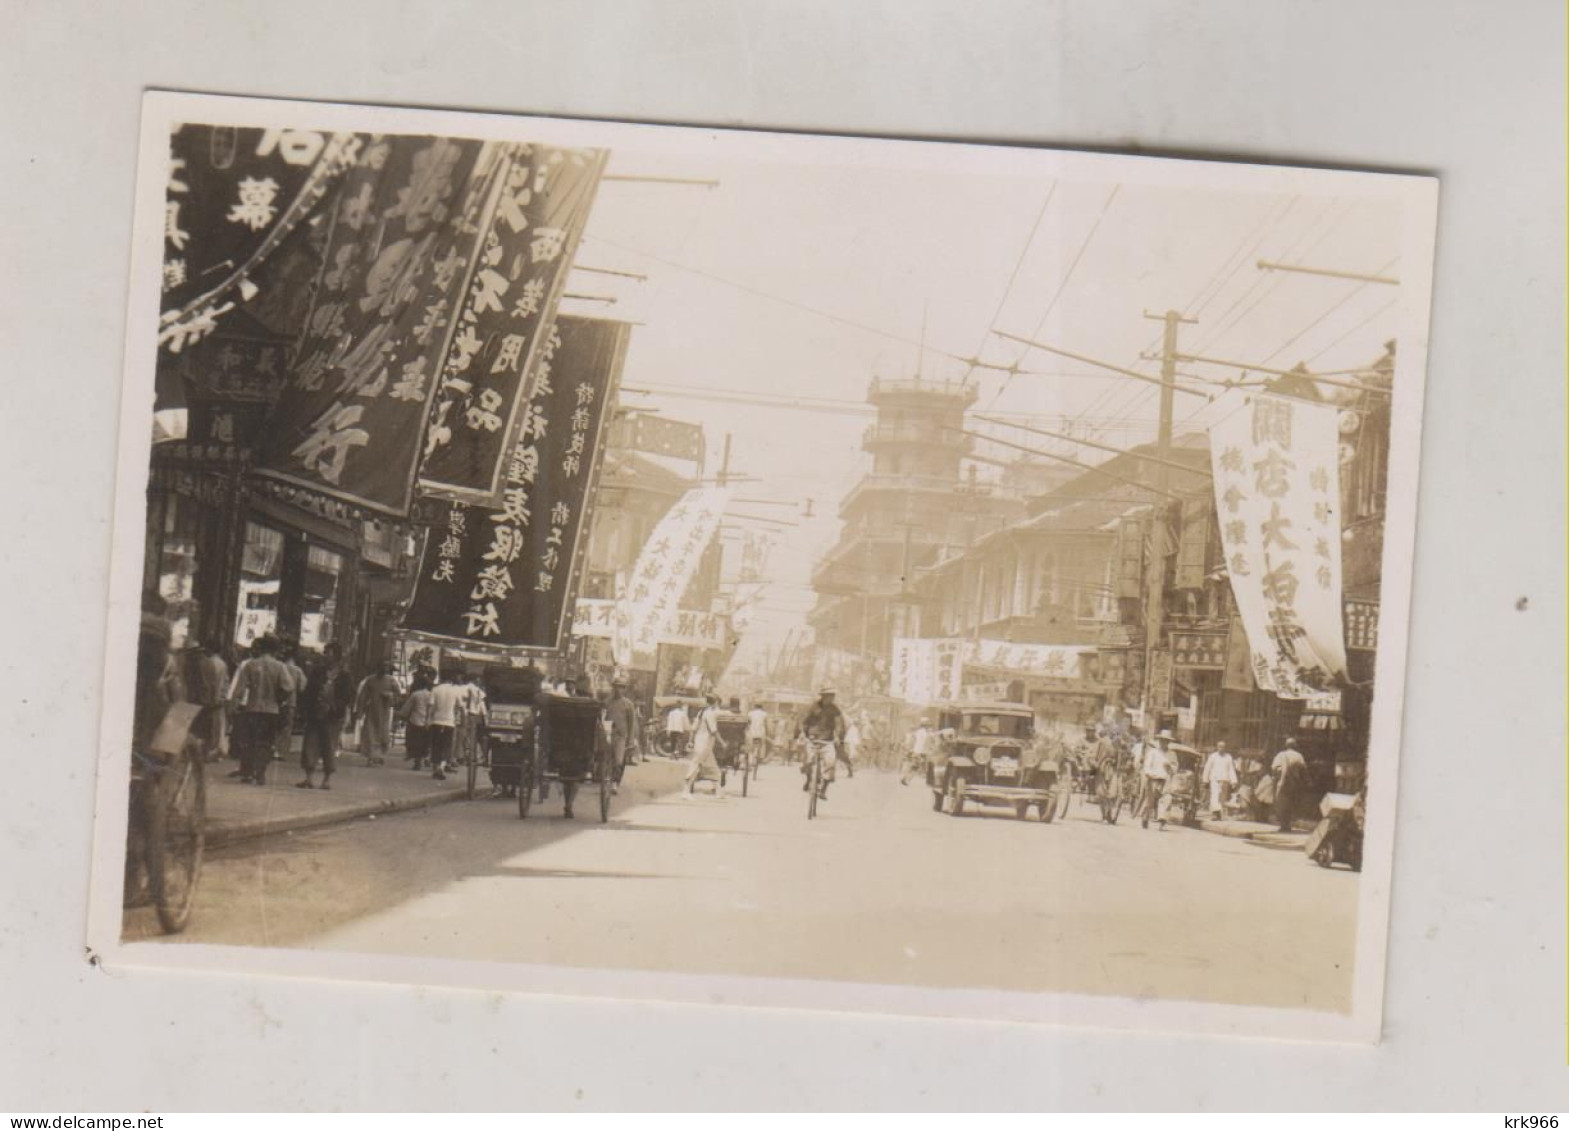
(1139, 309, 1196, 729)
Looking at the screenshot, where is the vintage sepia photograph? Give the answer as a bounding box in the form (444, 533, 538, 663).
(88, 91, 1438, 1041)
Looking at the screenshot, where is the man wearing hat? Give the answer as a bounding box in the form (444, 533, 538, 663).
(800, 687, 847, 797)
(1140, 729, 1176, 830)
(605, 676, 639, 791)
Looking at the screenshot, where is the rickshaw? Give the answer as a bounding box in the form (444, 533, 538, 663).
(517, 693, 614, 823)
(1164, 744, 1204, 827)
(483, 665, 539, 800)
(713, 706, 752, 796)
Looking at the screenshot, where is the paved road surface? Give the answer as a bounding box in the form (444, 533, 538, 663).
(130, 758, 1357, 1013)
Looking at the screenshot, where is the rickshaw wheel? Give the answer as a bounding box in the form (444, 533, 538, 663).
(741, 754, 750, 798)
(148, 753, 205, 935)
(465, 747, 480, 800)
(517, 758, 533, 819)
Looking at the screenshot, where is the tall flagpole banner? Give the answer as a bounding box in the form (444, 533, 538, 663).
(611, 485, 731, 668)
(402, 316, 629, 650)
(1209, 391, 1348, 697)
(157, 125, 362, 354)
(417, 146, 609, 507)
(253, 135, 495, 514)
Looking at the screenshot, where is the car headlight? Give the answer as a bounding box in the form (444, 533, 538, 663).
(1021, 744, 1043, 768)
(972, 745, 992, 765)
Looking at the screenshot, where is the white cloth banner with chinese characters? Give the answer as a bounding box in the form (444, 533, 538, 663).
(612, 486, 731, 666)
(965, 639, 1095, 677)
(889, 637, 964, 705)
(1210, 392, 1347, 697)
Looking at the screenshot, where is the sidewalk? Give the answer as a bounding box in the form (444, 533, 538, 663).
(205, 743, 467, 848)
(1197, 818, 1312, 852)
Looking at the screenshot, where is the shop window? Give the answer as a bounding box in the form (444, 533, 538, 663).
(301, 545, 345, 651)
(235, 521, 284, 648)
(153, 494, 200, 651)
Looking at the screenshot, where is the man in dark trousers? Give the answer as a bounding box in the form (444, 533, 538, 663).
(297, 642, 354, 790)
(230, 635, 295, 786)
(605, 677, 640, 792)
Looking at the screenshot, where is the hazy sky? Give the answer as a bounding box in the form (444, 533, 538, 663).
(555, 141, 1408, 667)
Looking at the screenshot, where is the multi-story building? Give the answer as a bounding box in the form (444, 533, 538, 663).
(808, 376, 1023, 675)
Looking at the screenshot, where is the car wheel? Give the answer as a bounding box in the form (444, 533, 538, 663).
(946, 774, 967, 817)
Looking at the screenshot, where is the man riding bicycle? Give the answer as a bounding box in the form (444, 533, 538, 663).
(900, 717, 934, 786)
(799, 687, 846, 800)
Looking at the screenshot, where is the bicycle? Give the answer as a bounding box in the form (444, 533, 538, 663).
(803, 737, 834, 819)
(125, 740, 206, 934)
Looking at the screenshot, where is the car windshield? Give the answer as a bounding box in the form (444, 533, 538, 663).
(965, 713, 1031, 738)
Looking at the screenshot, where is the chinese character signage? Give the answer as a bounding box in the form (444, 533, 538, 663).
(1170, 630, 1228, 670)
(255, 136, 496, 514)
(402, 316, 629, 649)
(1210, 391, 1348, 697)
(965, 639, 1094, 678)
(159, 125, 361, 354)
(889, 638, 964, 705)
(611, 485, 731, 667)
(626, 414, 706, 463)
(572, 598, 728, 651)
(418, 145, 609, 506)
(1344, 599, 1379, 651)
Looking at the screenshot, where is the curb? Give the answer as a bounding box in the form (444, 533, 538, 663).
(207, 786, 470, 848)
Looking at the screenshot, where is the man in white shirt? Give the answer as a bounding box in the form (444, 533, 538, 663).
(1202, 740, 1239, 820)
(901, 718, 934, 786)
(1141, 730, 1175, 830)
(428, 673, 467, 781)
(665, 701, 691, 756)
(683, 694, 724, 798)
(746, 704, 769, 769)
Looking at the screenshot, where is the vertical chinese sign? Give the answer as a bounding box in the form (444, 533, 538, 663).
(419, 146, 609, 507)
(402, 316, 630, 650)
(255, 135, 498, 514)
(888, 638, 964, 704)
(159, 125, 361, 354)
(1210, 391, 1348, 697)
(610, 486, 732, 668)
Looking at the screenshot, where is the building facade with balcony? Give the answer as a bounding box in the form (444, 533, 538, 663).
(808, 377, 1023, 673)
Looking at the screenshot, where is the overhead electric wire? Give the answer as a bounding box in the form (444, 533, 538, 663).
(1308, 294, 1402, 364)
(583, 233, 970, 366)
(1254, 255, 1401, 367)
(960, 182, 1058, 387)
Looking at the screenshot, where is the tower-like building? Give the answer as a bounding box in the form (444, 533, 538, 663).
(808, 376, 1022, 667)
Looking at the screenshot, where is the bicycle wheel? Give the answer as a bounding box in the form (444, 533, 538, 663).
(598, 756, 611, 823)
(741, 751, 750, 798)
(807, 756, 819, 820)
(517, 756, 533, 818)
(148, 753, 205, 935)
(465, 745, 479, 800)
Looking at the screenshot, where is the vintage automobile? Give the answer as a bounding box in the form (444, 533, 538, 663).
(926, 701, 1061, 822)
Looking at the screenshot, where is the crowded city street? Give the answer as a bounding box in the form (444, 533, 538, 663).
(124, 752, 1354, 1013)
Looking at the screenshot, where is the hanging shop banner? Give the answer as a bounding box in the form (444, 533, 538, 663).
(611, 485, 732, 667)
(889, 637, 964, 705)
(159, 125, 361, 354)
(1210, 391, 1348, 697)
(966, 639, 1095, 678)
(418, 146, 609, 506)
(1145, 648, 1174, 714)
(571, 598, 728, 651)
(1170, 630, 1228, 671)
(1221, 615, 1257, 692)
(402, 316, 628, 649)
(255, 136, 495, 514)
